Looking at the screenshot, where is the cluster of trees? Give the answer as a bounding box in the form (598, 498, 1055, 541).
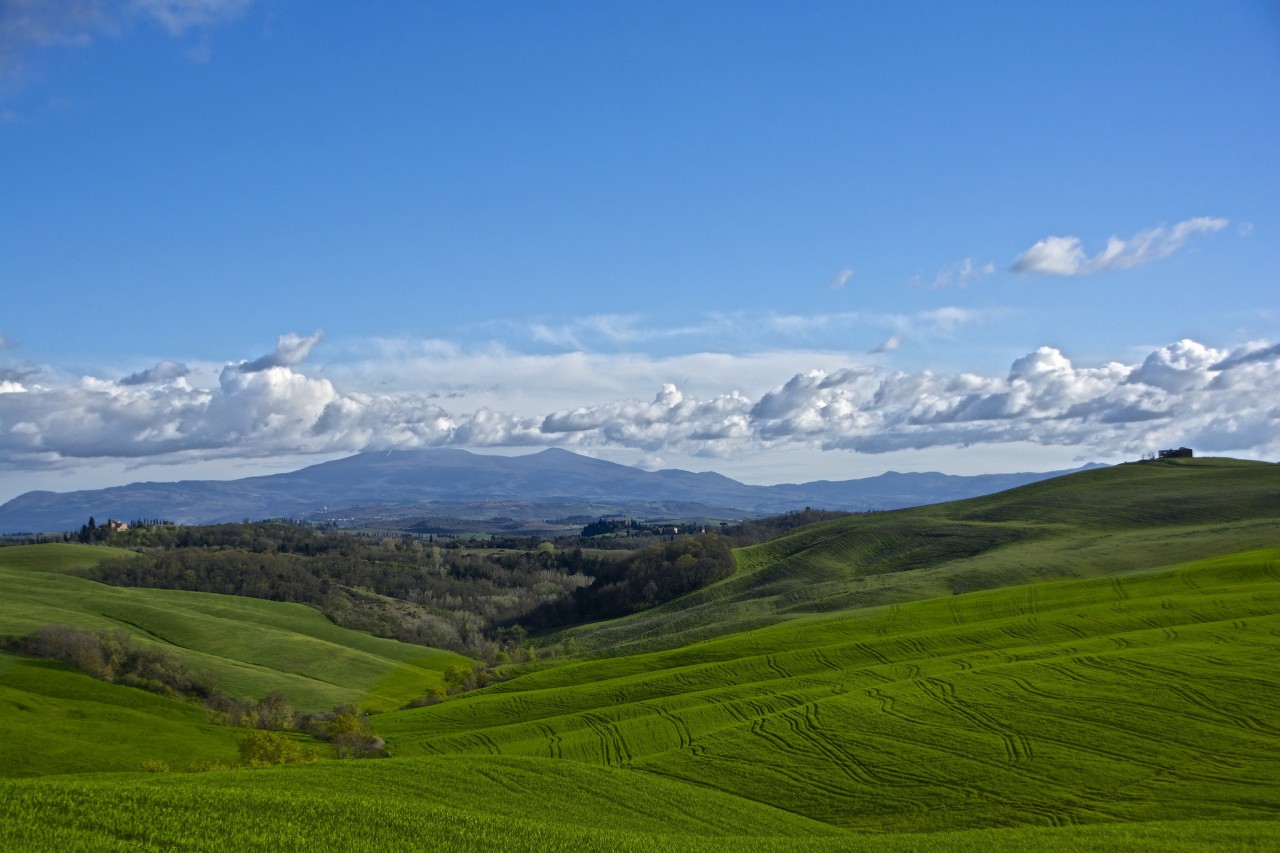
(3, 624, 218, 700)
(717, 508, 851, 545)
(80, 523, 610, 657)
(74, 517, 122, 544)
(579, 517, 665, 537)
(516, 534, 736, 631)
(63, 511, 822, 658)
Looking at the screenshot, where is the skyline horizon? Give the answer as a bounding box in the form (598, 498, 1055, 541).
(2, 3, 1276, 502)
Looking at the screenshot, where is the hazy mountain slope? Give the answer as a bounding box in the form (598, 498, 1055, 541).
(0, 447, 1094, 533)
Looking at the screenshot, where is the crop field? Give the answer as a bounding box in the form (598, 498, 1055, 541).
(3, 458, 1278, 849)
(0, 544, 471, 710)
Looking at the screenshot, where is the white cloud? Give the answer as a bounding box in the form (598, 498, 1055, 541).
(1013, 217, 1228, 276)
(120, 360, 190, 386)
(2, 333, 1277, 479)
(870, 335, 902, 354)
(1, 0, 251, 82)
(238, 330, 324, 373)
(0, 332, 11, 349)
(128, 0, 251, 36)
(1211, 341, 1280, 371)
(827, 267, 854, 290)
(914, 257, 996, 289)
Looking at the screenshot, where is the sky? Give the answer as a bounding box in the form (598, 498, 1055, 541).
(1, 1, 1278, 504)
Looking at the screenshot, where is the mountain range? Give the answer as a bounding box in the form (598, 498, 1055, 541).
(0, 448, 1102, 534)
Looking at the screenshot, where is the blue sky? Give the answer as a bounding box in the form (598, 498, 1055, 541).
(1, 1, 1278, 502)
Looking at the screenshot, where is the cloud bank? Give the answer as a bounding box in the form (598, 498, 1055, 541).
(1013, 217, 1228, 276)
(2, 334, 1276, 474)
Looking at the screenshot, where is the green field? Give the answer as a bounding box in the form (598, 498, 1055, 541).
(3, 458, 1278, 850)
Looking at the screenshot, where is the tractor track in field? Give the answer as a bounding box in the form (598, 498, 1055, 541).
(1090, 655, 1280, 736)
(534, 723, 563, 759)
(916, 677, 1033, 765)
(643, 702, 694, 750)
(581, 712, 632, 766)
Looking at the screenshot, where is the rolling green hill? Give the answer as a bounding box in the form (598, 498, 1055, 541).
(0, 543, 472, 712)
(0, 653, 246, 777)
(550, 458, 1280, 655)
(3, 458, 1278, 849)
(375, 547, 1280, 833)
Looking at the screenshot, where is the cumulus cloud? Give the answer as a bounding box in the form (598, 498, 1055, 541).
(120, 360, 190, 386)
(1210, 341, 1280, 371)
(1012, 217, 1228, 276)
(2, 333, 1278, 474)
(238, 330, 324, 373)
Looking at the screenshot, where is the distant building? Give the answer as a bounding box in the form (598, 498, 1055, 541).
(103, 519, 129, 532)
(1157, 447, 1194, 459)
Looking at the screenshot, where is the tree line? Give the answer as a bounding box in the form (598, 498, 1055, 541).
(60, 511, 832, 658)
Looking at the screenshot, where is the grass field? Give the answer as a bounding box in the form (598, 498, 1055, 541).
(0, 544, 472, 711)
(3, 458, 1278, 849)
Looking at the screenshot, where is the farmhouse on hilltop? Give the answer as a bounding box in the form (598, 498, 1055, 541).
(1158, 447, 1194, 459)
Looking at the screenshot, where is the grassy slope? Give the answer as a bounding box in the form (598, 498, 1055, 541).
(5, 549, 1277, 849)
(375, 548, 1280, 833)
(4, 758, 1276, 852)
(5, 459, 1279, 849)
(552, 458, 1280, 655)
(0, 544, 472, 711)
(0, 653, 246, 776)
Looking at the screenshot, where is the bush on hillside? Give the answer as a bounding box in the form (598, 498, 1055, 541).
(3, 625, 217, 700)
(238, 730, 315, 766)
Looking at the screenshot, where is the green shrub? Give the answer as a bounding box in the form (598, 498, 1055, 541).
(237, 731, 313, 767)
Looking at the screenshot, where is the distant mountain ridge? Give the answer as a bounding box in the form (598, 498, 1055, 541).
(0, 448, 1102, 533)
